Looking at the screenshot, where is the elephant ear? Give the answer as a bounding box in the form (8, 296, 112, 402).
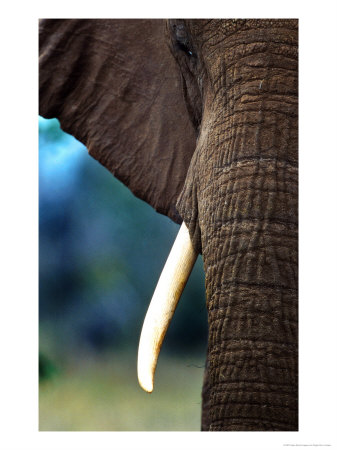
(39, 19, 197, 223)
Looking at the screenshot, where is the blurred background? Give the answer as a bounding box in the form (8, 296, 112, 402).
(39, 116, 208, 431)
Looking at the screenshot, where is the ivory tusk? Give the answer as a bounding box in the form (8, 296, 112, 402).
(137, 221, 197, 393)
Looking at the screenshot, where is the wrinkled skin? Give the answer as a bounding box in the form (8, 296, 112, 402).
(39, 19, 298, 431)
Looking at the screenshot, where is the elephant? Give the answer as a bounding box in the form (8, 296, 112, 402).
(39, 18, 298, 431)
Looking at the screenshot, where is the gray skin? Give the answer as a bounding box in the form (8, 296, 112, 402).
(39, 19, 298, 431)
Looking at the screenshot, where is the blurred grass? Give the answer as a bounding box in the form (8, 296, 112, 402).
(39, 351, 204, 431)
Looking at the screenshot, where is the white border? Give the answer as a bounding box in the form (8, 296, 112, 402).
(1, 1, 337, 449)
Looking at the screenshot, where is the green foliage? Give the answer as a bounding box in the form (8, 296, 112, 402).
(39, 352, 59, 382)
(39, 352, 204, 431)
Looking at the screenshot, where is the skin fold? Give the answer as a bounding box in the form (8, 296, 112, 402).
(39, 19, 298, 431)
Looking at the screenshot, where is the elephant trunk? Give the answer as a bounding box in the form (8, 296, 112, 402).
(177, 24, 298, 430)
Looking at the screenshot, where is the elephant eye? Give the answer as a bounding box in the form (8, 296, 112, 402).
(172, 22, 196, 58)
(177, 41, 194, 57)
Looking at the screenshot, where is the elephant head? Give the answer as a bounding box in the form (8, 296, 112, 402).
(39, 19, 298, 431)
